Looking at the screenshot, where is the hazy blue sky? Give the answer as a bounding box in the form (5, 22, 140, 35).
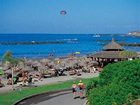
(0, 0, 140, 34)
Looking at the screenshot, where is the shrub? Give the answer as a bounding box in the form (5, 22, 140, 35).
(87, 59, 140, 105)
(86, 77, 99, 95)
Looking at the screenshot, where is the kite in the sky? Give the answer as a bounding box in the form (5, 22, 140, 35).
(60, 10, 67, 15)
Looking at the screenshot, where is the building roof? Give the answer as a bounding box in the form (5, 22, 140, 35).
(91, 51, 138, 59)
(103, 38, 123, 51)
(89, 38, 138, 59)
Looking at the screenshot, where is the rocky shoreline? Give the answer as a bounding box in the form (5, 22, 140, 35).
(0, 41, 65, 45)
(119, 43, 140, 47)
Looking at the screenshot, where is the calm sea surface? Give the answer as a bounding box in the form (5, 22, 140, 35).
(0, 34, 140, 58)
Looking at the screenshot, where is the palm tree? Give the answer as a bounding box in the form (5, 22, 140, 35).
(2, 51, 19, 89)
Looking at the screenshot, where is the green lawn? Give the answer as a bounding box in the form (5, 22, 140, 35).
(0, 78, 92, 105)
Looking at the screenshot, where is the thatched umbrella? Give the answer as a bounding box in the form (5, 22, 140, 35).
(26, 60, 33, 66)
(18, 61, 25, 68)
(77, 61, 85, 67)
(90, 60, 99, 66)
(55, 65, 61, 69)
(40, 59, 50, 64)
(48, 61, 55, 66)
(23, 66, 34, 72)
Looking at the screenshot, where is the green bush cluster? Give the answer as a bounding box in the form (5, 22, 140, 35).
(86, 59, 140, 105)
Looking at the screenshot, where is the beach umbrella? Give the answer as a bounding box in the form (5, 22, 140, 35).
(48, 61, 55, 66)
(90, 61, 99, 66)
(4, 69, 12, 74)
(0, 62, 2, 67)
(77, 61, 85, 66)
(75, 52, 80, 54)
(54, 58, 61, 64)
(18, 61, 25, 68)
(38, 66, 47, 71)
(40, 59, 50, 66)
(40, 59, 50, 63)
(28, 71, 40, 76)
(60, 60, 67, 67)
(54, 58, 60, 61)
(32, 61, 41, 67)
(24, 66, 34, 72)
(26, 60, 33, 66)
(2, 65, 10, 71)
(55, 65, 61, 69)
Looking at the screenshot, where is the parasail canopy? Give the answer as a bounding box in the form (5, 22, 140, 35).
(60, 10, 67, 15)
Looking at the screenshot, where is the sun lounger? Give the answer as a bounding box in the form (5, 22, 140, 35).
(69, 70, 76, 75)
(0, 83, 4, 88)
(43, 74, 52, 78)
(17, 82, 24, 86)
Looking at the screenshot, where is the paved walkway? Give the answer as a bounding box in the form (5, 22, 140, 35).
(16, 90, 86, 105)
(0, 72, 99, 94)
(36, 92, 86, 105)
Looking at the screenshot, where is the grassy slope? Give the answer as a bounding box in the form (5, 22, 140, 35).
(0, 78, 92, 105)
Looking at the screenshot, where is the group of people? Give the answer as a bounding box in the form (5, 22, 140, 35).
(6, 70, 43, 86)
(72, 80, 85, 99)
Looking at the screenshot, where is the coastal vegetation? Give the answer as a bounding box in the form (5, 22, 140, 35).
(86, 59, 140, 105)
(96, 39, 140, 47)
(119, 43, 140, 47)
(0, 78, 91, 105)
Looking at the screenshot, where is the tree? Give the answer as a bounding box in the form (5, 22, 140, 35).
(2, 51, 18, 66)
(2, 51, 20, 90)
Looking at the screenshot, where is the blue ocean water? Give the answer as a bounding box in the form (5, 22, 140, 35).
(0, 34, 140, 58)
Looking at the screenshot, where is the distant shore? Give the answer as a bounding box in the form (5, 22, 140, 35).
(120, 43, 140, 47)
(128, 31, 140, 36)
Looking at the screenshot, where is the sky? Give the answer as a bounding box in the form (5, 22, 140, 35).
(0, 0, 140, 34)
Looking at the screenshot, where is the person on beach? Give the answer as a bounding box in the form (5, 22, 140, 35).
(78, 80, 85, 99)
(0, 77, 4, 87)
(28, 75, 33, 86)
(72, 81, 77, 99)
(7, 74, 12, 85)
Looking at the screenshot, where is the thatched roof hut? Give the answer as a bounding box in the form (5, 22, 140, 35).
(89, 38, 138, 67)
(103, 38, 123, 51)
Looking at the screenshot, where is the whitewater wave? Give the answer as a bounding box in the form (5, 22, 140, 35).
(56, 38, 78, 43)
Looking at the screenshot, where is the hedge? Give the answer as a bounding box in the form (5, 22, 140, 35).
(86, 59, 140, 105)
